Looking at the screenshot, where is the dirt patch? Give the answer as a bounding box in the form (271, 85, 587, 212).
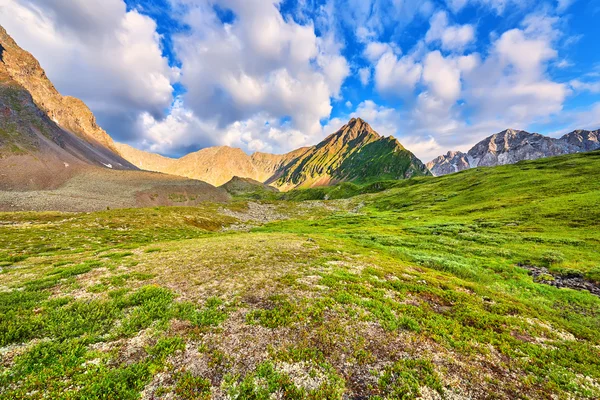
(218, 202, 289, 224)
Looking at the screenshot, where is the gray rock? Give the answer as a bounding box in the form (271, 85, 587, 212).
(427, 128, 600, 176)
(426, 151, 470, 177)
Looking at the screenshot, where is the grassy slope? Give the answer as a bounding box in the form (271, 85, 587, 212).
(0, 152, 599, 399)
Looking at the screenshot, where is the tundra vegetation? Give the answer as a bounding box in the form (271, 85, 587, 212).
(1, 151, 599, 399)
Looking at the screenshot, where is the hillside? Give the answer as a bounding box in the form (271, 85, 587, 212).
(0, 26, 126, 155)
(2, 151, 598, 399)
(116, 143, 309, 187)
(428, 128, 600, 176)
(0, 59, 133, 190)
(220, 176, 279, 196)
(0, 25, 229, 209)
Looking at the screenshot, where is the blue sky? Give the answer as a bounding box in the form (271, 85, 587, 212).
(1, 0, 600, 161)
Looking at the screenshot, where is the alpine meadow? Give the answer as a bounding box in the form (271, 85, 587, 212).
(1, 1, 600, 399)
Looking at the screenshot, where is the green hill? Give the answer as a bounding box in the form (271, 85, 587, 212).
(0, 151, 599, 399)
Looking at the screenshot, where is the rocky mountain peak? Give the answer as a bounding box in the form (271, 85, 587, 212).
(318, 117, 380, 150)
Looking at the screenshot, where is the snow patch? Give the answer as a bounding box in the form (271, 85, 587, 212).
(102, 163, 113, 169)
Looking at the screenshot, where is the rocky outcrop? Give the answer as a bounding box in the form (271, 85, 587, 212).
(427, 128, 600, 176)
(560, 129, 599, 151)
(466, 129, 576, 168)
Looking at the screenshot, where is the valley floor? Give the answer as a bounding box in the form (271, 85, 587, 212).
(1, 152, 600, 399)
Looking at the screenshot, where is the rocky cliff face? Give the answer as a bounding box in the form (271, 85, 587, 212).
(118, 118, 430, 190)
(560, 130, 599, 151)
(0, 26, 128, 157)
(426, 151, 470, 177)
(427, 128, 600, 176)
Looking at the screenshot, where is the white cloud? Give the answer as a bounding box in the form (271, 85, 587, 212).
(464, 14, 568, 124)
(0, 0, 176, 139)
(358, 67, 371, 86)
(425, 11, 475, 52)
(374, 51, 423, 95)
(135, 99, 320, 156)
(557, 0, 575, 13)
(570, 79, 600, 93)
(355, 10, 571, 162)
(364, 41, 397, 62)
(171, 0, 349, 149)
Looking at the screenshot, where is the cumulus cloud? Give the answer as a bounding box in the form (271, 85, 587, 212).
(0, 0, 176, 140)
(134, 98, 321, 157)
(170, 0, 349, 149)
(364, 41, 397, 62)
(344, 10, 570, 161)
(0, 0, 590, 163)
(374, 51, 423, 96)
(464, 13, 567, 124)
(425, 11, 475, 52)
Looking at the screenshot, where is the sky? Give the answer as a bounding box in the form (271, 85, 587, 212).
(1, 0, 600, 161)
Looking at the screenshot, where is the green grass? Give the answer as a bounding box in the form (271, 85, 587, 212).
(0, 151, 599, 398)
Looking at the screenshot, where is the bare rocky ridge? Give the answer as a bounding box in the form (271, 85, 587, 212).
(426, 151, 470, 177)
(115, 143, 310, 187)
(427, 128, 600, 176)
(0, 26, 130, 161)
(118, 118, 430, 190)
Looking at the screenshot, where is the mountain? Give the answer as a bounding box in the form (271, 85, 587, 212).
(561, 129, 600, 151)
(0, 24, 138, 191)
(427, 128, 600, 176)
(267, 118, 430, 190)
(0, 26, 126, 156)
(118, 118, 430, 190)
(0, 25, 229, 209)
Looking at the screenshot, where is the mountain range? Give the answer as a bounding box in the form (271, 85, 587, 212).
(116, 118, 431, 189)
(427, 128, 600, 176)
(1, 22, 600, 210)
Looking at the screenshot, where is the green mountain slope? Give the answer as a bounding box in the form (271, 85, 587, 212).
(269, 118, 430, 190)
